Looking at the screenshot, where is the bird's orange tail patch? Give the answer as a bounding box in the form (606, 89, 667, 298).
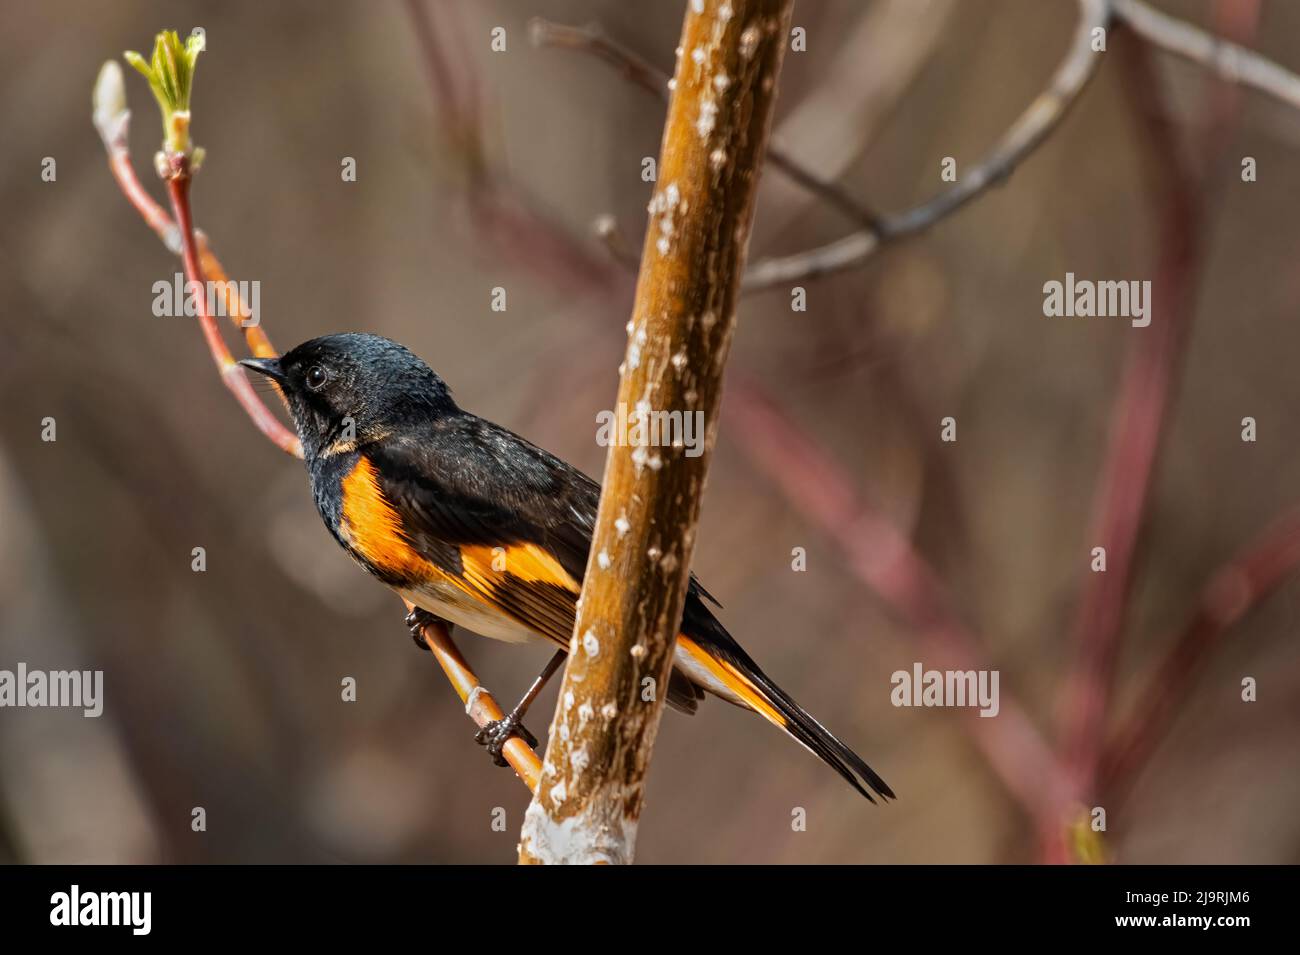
(676, 635, 786, 727)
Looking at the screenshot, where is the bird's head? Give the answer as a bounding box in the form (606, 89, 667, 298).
(240, 333, 456, 461)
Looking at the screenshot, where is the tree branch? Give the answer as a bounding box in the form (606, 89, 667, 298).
(531, 1, 1300, 297)
(725, 378, 1073, 831)
(410, 607, 542, 792)
(517, 0, 794, 865)
(1113, 0, 1300, 109)
(1098, 507, 1300, 800)
(93, 60, 300, 456)
(591, 213, 642, 272)
(165, 174, 303, 458)
(742, 0, 1109, 291)
(528, 16, 882, 231)
(1058, 2, 1257, 813)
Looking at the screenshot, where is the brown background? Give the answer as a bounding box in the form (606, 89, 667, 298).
(1, 0, 1297, 863)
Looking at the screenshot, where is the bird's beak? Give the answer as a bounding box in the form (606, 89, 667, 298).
(239, 357, 287, 385)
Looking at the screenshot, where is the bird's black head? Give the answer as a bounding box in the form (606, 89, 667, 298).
(241, 333, 458, 461)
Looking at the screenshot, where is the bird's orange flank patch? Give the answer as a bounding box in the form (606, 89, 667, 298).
(340, 456, 434, 581)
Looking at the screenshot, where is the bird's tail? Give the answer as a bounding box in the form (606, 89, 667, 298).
(674, 634, 895, 803)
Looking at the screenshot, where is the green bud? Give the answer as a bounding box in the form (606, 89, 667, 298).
(124, 29, 203, 156)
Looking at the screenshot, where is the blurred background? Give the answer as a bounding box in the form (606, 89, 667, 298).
(1, 0, 1298, 864)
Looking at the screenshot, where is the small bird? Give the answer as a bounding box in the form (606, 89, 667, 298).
(242, 333, 893, 802)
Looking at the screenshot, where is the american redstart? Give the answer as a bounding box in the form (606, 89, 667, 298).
(242, 333, 893, 802)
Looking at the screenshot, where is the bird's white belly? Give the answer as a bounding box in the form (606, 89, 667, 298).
(399, 581, 546, 645)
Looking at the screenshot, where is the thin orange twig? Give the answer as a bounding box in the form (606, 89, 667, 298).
(406, 602, 542, 792)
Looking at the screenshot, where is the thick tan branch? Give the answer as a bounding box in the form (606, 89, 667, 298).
(517, 0, 793, 865)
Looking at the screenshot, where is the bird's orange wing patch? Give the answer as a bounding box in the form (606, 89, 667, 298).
(459, 543, 580, 593)
(340, 458, 580, 644)
(458, 543, 580, 647)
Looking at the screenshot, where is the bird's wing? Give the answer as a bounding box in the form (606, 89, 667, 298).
(360, 417, 594, 649)
(361, 416, 728, 714)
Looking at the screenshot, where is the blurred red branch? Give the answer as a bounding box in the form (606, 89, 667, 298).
(96, 86, 300, 456)
(402, 1, 619, 299)
(105, 145, 178, 252)
(100, 109, 284, 368)
(1058, 4, 1259, 824)
(164, 173, 303, 459)
(401, 0, 483, 182)
(1099, 508, 1300, 799)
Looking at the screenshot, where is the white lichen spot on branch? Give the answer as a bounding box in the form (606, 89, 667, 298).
(648, 181, 683, 257)
(696, 95, 719, 140)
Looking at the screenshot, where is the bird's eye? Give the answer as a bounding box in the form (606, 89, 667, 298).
(305, 365, 328, 390)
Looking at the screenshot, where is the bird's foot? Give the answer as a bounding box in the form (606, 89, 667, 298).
(404, 607, 444, 652)
(474, 715, 539, 767)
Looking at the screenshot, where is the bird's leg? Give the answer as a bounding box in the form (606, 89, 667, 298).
(475, 649, 566, 767)
(405, 606, 446, 652)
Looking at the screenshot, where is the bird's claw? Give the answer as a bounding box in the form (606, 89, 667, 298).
(475, 716, 539, 767)
(405, 607, 442, 652)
